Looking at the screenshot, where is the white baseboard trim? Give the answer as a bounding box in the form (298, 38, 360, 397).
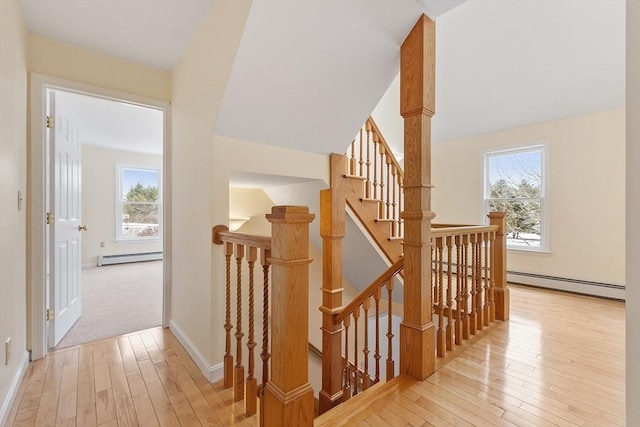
(508, 271, 626, 300)
(0, 351, 30, 427)
(169, 320, 223, 383)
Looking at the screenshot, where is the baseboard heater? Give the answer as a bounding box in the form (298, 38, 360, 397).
(97, 251, 163, 266)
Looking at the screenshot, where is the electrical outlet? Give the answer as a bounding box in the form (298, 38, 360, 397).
(5, 337, 11, 366)
(100, 242, 105, 248)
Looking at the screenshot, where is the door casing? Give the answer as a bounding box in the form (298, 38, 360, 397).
(28, 73, 172, 359)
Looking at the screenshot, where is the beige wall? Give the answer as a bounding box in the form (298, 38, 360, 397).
(0, 0, 28, 421)
(626, 0, 640, 421)
(27, 35, 171, 102)
(82, 145, 163, 266)
(433, 109, 625, 286)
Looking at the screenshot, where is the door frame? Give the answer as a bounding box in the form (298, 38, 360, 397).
(29, 73, 172, 359)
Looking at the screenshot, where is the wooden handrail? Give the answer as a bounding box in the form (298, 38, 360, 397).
(431, 225, 498, 239)
(366, 117, 403, 182)
(213, 225, 271, 249)
(334, 257, 404, 324)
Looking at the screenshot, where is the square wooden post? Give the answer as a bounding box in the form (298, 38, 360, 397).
(399, 14, 436, 380)
(264, 206, 315, 427)
(319, 154, 346, 413)
(488, 212, 509, 320)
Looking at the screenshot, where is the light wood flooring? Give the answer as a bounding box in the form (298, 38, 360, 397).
(7, 284, 625, 426)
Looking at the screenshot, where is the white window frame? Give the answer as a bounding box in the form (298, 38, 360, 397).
(116, 163, 163, 242)
(482, 143, 550, 253)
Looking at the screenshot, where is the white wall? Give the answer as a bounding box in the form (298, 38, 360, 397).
(626, 0, 640, 422)
(432, 109, 625, 293)
(82, 145, 163, 265)
(0, 0, 28, 422)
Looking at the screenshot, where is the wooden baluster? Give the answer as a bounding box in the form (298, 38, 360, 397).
(398, 174, 404, 239)
(475, 234, 484, 332)
(342, 316, 351, 402)
(259, 249, 271, 427)
(469, 234, 478, 335)
(386, 280, 395, 381)
(436, 237, 445, 357)
(454, 235, 463, 345)
(385, 154, 392, 221)
(391, 164, 397, 237)
(446, 236, 454, 351)
(462, 234, 470, 340)
(378, 144, 386, 219)
(488, 230, 496, 322)
(234, 244, 245, 402)
(359, 126, 365, 177)
(350, 138, 356, 175)
(245, 247, 258, 416)
(372, 133, 379, 200)
(362, 298, 371, 390)
(365, 120, 372, 199)
(223, 242, 234, 389)
(373, 288, 381, 384)
(483, 232, 491, 327)
(353, 309, 360, 395)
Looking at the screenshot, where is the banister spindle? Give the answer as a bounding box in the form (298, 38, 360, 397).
(454, 235, 463, 345)
(245, 246, 257, 416)
(378, 145, 385, 219)
(350, 138, 356, 175)
(483, 232, 491, 327)
(446, 236, 454, 351)
(436, 237, 445, 357)
(223, 242, 234, 388)
(469, 234, 478, 335)
(372, 133, 379, 200)
(475, 234, 484, 332)
(362, 298, 371, 390)
(386, 280, 395, 381)
(385, 154, 392, 220)
(259, 248, 271, 426)
(234, 244, 245, 402)
(391, 164, 397, 236)
(462, 234, 470, 340)
(359, 126, 365, 177)
(374, 288, 381, 384)
(353, 309, 360, 396)
(342, 316, 351, 401)
(365, 121, 372, 199)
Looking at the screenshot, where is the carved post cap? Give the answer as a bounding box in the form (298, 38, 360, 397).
(266, 205, 315, 224)
(487, 211, 506, 220)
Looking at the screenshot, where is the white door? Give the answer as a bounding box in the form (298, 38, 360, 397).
(48, 90, 83, 347)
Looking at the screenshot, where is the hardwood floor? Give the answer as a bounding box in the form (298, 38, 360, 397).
(316, 285, 626, 426)
(6, 327, 258, 427)
(6, 285, 625, 426)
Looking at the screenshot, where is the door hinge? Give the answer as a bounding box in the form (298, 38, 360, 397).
(46, 116, 55, 129)
(46, 212, 54, 225)
(46, 309, 54, 321)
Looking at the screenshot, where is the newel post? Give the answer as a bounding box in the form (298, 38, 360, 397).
(319, 154, 346, 413)
(488, 212, 509, 320)
(399, 14, 436, 380)
(264, 206, 315, 427)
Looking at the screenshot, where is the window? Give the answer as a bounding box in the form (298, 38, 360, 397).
(484, 144, 547, 251)
(116, 165, 162, 240)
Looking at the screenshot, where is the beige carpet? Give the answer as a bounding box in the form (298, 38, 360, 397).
(55, 260, 163, 349)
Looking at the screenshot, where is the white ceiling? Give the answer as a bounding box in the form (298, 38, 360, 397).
(16, 0, 625, 158)
(55, 90, 164, 155)
(17, 0, 215, 70)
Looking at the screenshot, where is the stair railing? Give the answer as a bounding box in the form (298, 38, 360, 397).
(347, 118, 404, 239)
(213, 205, 316, 427)
(318, 213, 507, 413)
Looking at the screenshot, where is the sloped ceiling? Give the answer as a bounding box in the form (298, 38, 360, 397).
(214, 0, 464, 155)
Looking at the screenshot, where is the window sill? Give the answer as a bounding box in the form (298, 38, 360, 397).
(115, 238, 163, 244)
(507, 247, 551, 255)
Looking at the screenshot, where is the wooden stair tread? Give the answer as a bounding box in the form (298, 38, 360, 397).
(344, 174, 367, 181)
(360, 197, 382, 204)
(314, 375, 418, 427)
(375, 218, 394, 223)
